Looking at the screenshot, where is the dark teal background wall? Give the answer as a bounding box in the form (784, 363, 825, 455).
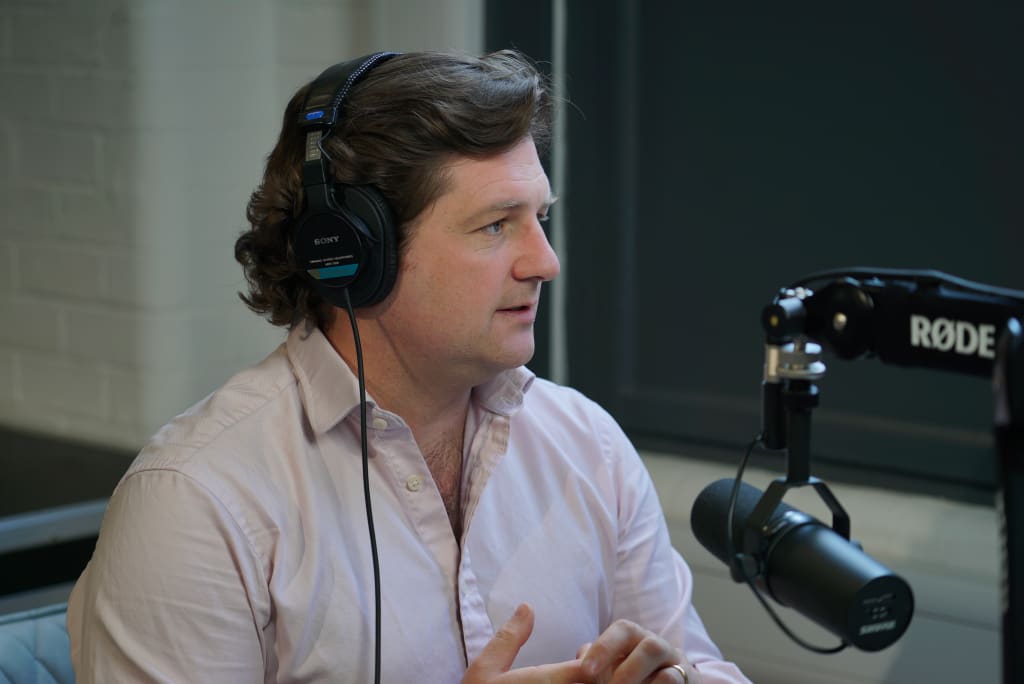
(490, 1, 1023, 501)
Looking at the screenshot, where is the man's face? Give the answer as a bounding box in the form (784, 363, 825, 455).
(376, 137, 560, 386)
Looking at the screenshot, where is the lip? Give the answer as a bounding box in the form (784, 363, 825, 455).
(496, 300, 538, 320)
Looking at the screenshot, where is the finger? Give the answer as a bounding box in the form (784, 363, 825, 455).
(648, 668, 675, 684)
(608, 635, 678, 684)
(649, 663, 696, 684)
(575, 642, 592, 660)
(581, 619, 644, 679)
(499, 659, 587, 684)
(582, 621, 680, 684)
(464, 604, 535, 679)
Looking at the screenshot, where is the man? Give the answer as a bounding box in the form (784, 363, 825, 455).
(67, 50, 750, 683)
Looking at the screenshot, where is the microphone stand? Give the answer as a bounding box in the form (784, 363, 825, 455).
(994, 319, 1024, 684)
(746, 339, 851, 576)
(762, 275, 1024, 680)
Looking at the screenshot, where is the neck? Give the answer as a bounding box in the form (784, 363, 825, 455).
(323, 313, 474, 439)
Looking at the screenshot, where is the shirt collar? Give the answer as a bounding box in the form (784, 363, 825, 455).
(286, 324, 365, 436)
(285, 324, 537, 435)
(471, 366, 535, 417)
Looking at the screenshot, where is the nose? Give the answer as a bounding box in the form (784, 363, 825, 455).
(514, 218, 561, 282)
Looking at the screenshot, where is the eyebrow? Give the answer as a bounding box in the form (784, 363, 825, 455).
(462, 193, 560, 227)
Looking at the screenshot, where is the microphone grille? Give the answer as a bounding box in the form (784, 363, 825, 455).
(690, 478, 768, 565)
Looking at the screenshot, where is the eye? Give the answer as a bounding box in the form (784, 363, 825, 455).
(538, 213, 550, 224)
(481, 220, 505, 235)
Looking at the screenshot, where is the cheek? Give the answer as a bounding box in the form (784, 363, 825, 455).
(405, 259, 498, 305)
(391, 264, 475, 327)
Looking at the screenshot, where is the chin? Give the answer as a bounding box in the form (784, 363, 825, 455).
(488, 344, 535, 373)
(506, 347, 536, 370)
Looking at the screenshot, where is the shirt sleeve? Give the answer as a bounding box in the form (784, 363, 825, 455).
(67, 467, 270, 683)
(604, 416, 753, 684)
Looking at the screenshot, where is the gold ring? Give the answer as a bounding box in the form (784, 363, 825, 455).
(668, 663, 689, 682)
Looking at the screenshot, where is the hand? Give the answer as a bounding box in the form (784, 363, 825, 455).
(578, 620, 699, 684)
(462, 604, 585, 684)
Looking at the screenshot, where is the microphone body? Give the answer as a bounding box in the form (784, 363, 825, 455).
(691, 478, 914, 651)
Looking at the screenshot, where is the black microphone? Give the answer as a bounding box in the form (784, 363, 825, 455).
(691, 478, 914, 651)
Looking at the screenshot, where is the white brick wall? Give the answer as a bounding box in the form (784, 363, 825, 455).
(0, 0, 483, 451)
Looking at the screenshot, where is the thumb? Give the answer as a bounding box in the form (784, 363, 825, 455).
(466, 604, 535, 678)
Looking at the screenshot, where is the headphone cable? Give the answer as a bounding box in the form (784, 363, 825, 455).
(342, 288, 383, 684)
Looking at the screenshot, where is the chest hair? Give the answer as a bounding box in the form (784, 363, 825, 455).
(422, 436, 464, 538)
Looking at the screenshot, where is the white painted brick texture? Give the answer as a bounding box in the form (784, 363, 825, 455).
(0, 0, 362, 450)
(2, 0, 483, 452)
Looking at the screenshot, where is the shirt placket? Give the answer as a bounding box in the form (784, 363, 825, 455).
(371, 407, 460, 569)
(457, 543, 492, 660)
(368, 406, 466, 658)
(457, 410, 512, 663)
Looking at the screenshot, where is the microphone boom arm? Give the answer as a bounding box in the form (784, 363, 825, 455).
(766, 268, 1024, 376)
(759, 267, 1024, 684)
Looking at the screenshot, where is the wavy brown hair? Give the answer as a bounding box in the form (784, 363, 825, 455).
(234, 50, 553, 329)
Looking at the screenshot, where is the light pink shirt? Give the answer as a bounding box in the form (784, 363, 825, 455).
(67, 326, 749, 683)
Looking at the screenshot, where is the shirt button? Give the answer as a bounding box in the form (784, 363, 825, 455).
(372, 417, 388, 430)
(406, 475, 423, 492)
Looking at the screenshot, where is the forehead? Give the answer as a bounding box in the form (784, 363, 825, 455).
(441, 139, 551, 210)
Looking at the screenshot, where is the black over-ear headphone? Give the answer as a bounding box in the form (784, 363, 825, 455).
(292, 52, 401, 309)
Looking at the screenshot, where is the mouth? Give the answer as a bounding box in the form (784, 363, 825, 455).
(497, 298, 538, 313)
(496, 300, 539, 322)
(498, 303, 534, 313)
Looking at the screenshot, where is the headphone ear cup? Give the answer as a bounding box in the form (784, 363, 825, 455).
(338, 184, 399, 307)
(292, 52, 401, 312)
(291, 187, 367, 309)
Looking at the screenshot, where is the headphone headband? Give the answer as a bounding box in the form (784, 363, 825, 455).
(292, 52, 402, 310)
(299, 51, 399, 130)
(299, 52, 400, 187)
